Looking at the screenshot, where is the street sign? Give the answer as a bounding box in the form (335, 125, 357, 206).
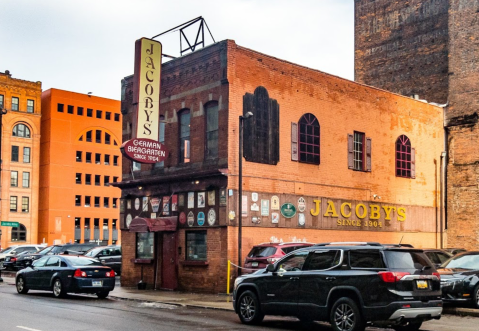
(1, 221, 19, 227)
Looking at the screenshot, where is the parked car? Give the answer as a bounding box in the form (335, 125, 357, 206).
(83, 245, 122, 275)
(13, 243, 100, 270)
(444, 248, 467, 255)
(0, 245, 44, 268)
(15, 255, 116, 298)
(243, 242, 313, 274)
(233, 242, 442, 331)
(3, 249, 42, 271)
(423, 249, 453, 268)
(438, 251, 479, 308)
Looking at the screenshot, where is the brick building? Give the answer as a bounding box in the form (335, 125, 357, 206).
(354, 0, 479, 249)
(0, 71, 42, 249)
(116, 40, 445, 293)
(39, 89, 122, 245)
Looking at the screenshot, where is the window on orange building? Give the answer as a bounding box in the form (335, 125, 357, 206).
(104, 154, 110, 165)
(76, 151, 82, 162)
(113, 155, 119, 166)
(297, 113, 320, 164)
(13, 123, 31, 138)
(396, 135, 415, 178)
(95, 153, 101, 164)
(67, 105, 74, 114)
(105, 133, 111, 145)
(11, 223, 26, 242)
(57, 103, 64, 112)
(11, 97, 19, 111)
(77, 107, 84, 115)
(114, 113, 120, 121)
(87, 108, 93, 117)
(22, 197, 29, 212)
(347, 132, 371, 172)
(94, 196, 100, 207)
(85, 174, 91, 185)
(10, 196, 17, 211)
(22, 172, 30, 188)
(85, 196, 91, 207)
(96, 110, 102, 119)
(95, 175, 101, 186)
(86, 152, 92, 163)
(96, 130, 102, 143)
(104, 176, 110, 186)
(104, 197, 109, 208)
(11, 146, 19, 162)
(23, 147, 30, 163)
(86, 130, 92, 142)
(27, 100, 34, 113)
(11, 171, 18, 187)
(76, 173, 82, 184)
(75, 195, 81, 206)
(113, 198, 118, 208)
(106, 111, 111, 120)
(0, 94, 3, 108)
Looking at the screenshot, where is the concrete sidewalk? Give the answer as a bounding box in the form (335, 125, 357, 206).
(0, 272, 234, 311)
(2, 271, 479, 316)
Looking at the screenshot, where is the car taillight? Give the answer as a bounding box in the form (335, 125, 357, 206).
(378, 271, 410, 282)
(267, 258, 279, 264)
(11, 257, 17, 262)
(74, 269, 87, 278)
(432, 272, 440, 281)
(106, 270, 116, 278)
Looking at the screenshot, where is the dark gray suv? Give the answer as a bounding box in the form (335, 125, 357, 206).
(233, 242, 442, 331)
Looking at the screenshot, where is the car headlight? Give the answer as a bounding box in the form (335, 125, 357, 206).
(234, 276, 245, 290)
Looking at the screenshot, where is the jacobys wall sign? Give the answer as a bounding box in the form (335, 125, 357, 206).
(122, 37, 167, 164)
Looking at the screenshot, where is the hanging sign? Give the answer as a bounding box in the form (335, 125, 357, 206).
(121, 138, 168, 164)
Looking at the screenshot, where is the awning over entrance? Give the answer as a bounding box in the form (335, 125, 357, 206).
(129, 217, 177, 232)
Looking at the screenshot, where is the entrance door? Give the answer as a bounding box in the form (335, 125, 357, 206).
(161, 232, 178, 290)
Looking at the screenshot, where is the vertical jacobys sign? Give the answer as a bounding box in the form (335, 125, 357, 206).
(134, 38, 162, 140)
(122, 37, 168, 164)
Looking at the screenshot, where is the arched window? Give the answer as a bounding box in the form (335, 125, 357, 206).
(179, 109, 190, 163)
(12, 124, 31, 138)
(298, 113, 320, 164)
(396, 135, 415, 178)
(11, 223, 27, 242)
(205, 101, 219, 159)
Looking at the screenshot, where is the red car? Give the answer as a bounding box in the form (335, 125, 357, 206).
(243, 242, 313, 274)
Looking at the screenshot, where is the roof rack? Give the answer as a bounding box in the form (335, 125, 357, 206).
(315, 242, 383, 247)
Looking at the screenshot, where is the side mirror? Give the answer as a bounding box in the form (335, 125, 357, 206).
(266, 264, 275, 272)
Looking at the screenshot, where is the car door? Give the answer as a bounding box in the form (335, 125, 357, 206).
(25, 256, 49, 289)
(297, 249, 342, 317)
(260, 250, 309, 315)
(40, 256, 61, 289)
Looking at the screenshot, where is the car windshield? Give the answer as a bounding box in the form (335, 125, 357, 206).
(0, 247, 16, 254)
(84, 247, 103, 257)
(384, 251, 432, 269)
(442, 254, 479, 269)
(37, 246, 54, 254)
(64, 256, 103, 266)
(248, 246, 277, 258)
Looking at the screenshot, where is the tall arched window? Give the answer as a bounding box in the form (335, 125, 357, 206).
(205, 101, 219, 159)
(12, 124, 31, 138)
(396, 135, 415, 178)
(298, 113, 320, 164)
(179, 109, 190, 163)
(11, 223, 27, 242)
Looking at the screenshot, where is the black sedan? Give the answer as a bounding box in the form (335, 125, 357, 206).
(83, 245, 122, 275)
(438, 251, 479, 308)
(15, 255, 115, 299)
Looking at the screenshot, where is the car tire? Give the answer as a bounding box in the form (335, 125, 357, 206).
(237, 290, 264, 325)
(16, 276, 29, 294)
(393, 321, 422, 331)
(330, 297, 366, 331)
(52, 278, 66, 298)
(473, 284, 479, 309)
(97, 291, 110, 299)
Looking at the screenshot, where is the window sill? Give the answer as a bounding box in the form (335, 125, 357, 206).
(131, 258, 153, 264)
(180, 260, 209, 266)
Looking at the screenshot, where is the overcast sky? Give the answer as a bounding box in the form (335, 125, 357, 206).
(0, 0, 354, 100)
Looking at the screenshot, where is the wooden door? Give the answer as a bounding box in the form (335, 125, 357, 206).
(161, 232, 178, 290)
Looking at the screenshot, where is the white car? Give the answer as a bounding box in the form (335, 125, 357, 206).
(0, 245, 44, 268)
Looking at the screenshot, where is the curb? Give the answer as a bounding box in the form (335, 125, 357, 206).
(443, 306, 479, 317)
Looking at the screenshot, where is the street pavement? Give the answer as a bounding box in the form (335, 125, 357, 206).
(1, 271, 479, 317)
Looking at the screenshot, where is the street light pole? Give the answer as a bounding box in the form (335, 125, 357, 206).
(238, 112, 253, 276)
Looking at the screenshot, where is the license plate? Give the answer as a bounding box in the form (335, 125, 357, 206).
(92, 281, 102, 287)
(251, 262, 258, 267)
(416, 280, 428, 289)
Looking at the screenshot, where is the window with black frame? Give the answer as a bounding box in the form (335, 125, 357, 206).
(136, 232, 154, 259)
(186, 231, 207, 261)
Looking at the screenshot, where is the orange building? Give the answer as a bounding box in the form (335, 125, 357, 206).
(39, 89, 122, 245)
(117, 40, 446, 293)
(0, 70, 42, 249)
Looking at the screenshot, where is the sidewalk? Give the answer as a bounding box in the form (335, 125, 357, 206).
(2, 271, 479, 316)
(0, 272, 234, 311)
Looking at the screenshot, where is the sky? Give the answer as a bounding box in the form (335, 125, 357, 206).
(0, 0, 354, 100)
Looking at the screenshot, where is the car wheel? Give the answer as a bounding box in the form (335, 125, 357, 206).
(473, 285, 479, 309)
(393, 321, 422, 331)
(16, 276, 29, 294)
(97, 291, 110, 299)
(330, 297, 365, 331)
(237, 290, 264, 325)
(52, 278, 66, 298)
